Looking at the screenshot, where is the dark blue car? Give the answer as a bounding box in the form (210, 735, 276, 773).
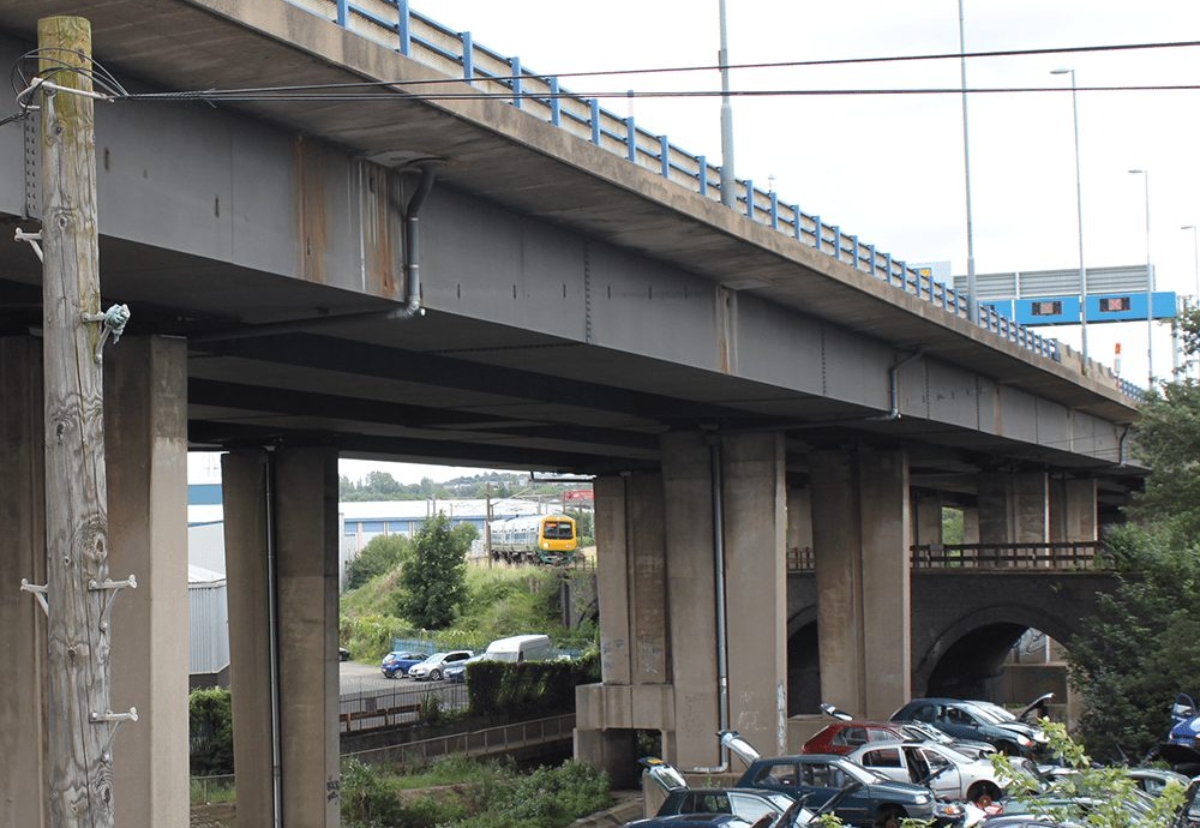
(733, 753, 938, 828)
(380, 650, 430, 679)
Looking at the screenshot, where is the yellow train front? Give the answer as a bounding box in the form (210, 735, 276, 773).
(489, 513, 578, 565)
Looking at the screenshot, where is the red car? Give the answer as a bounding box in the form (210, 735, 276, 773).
(803, 704, 995, 759)
(802, 720, 910, 755)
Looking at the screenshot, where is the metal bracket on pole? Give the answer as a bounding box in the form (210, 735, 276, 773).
(89, 574, 136, 632)
(19, 578, 49, 616)
(90, 707, 138, 761)
(15, 228, 43, 261)
(80, 303, 131, 364)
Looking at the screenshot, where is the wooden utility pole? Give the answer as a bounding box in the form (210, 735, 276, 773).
(39, 16, 121, 828)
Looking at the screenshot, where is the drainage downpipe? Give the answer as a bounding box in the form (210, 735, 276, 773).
(883, 349, 925, 420)
(265, 451, 284, 828)
(685, 438, 731, 774)
(387, 162, 437, 321)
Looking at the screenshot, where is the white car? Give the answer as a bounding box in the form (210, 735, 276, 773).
(407, 650, 474, 681)
(844, 739, 1009, 802)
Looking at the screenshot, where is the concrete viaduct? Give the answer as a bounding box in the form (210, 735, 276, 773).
(0, 1, 1143, 825)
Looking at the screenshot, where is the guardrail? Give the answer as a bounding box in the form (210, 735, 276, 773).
(787, 542, 1111, 572)
(270, 0, 1117, 377)
(343, 713, 576, 765)
(910, 542, 1109, 570)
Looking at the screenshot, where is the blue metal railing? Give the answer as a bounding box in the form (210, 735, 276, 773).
(286, 0, 1149, 399)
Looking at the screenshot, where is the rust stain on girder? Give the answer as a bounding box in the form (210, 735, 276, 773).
(296, 136, 329, 286)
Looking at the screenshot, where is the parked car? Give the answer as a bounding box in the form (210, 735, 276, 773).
(810, 703, 995, 760)
(444, 653, 489, 684)
(721, 729, 942, 828)
(890, 698, 1049, 757)
(338, 647, 350, 662)
(624, 814, 765, 828)
(379, 650, 430, 679)
(639, 757, 813, 828)
(1127, 767, 1190, 798)
(1162, 693, 1200, 774)
(1176, 775, 1200, 828)
(408, 650, 474, 681)
(844, 739, 1010, 802)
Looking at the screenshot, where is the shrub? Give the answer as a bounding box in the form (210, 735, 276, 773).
(189, 687, 233, 776)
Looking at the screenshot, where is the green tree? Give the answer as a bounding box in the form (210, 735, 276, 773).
(396, 514, 470, 629)
(345, 534, 410, 590)
(1067, 305, 1200, 761)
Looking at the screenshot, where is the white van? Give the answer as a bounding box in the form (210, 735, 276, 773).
(483, 634, 555, 664)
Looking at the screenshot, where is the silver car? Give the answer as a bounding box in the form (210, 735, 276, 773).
(844, 739, 1008, 802)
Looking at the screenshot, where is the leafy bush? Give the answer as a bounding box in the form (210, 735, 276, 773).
(467, 654, 600, 719)
(189, 687, 234, 776)
(441, 760, 610, 828)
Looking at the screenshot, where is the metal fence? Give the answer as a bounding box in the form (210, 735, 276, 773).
(344, 713, 576, 765)
(910, 542, 1108, 570)
(340, 682, 468, 732)
(271, 0, 1115, 378)
(786, 543, 1110, 572)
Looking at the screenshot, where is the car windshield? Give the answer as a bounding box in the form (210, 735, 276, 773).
(422, 653, 446, 664)
(900, 723, 953, 744)
(959, 703, 1004, 724)
(971, 701, 1017, 721)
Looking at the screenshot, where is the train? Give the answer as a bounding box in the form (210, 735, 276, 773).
(489, 513, 578, 565)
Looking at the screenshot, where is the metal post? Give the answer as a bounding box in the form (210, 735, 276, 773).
(1183, 225, 1199, 377)
(957, 0, 978, 323)
(1130, 169, 1153, 385)
(1052, 68, 1088, 369)
(718, 0, 735, 208)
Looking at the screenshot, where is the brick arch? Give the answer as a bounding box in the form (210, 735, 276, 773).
(910, 572, 1114, 694)
(911, 602, 1073, 694)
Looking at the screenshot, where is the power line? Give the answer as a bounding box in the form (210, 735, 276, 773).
(124, 82, 1200, 106)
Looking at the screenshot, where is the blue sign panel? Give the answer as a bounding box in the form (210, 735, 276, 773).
(1008, 292, 1176, 326)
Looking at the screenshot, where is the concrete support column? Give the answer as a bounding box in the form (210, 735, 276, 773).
(961, 507, 980, 544)
(223, 448, 341, 828)
(661, 432, 720, 767)
(1049, 478, 1097, 543)
(276, 447, 341, 827)
(0, 338, 47, 828)
(721, 432, 788, 756)
(913, 492, 943, 549)
(786, 487, 813, 566)
(977, 472, 1049, 546)
(222, 450, 276, 828)
(106, 336, 190, 828)
(811, 447, 911, 719)
(576, 473, 668, 787)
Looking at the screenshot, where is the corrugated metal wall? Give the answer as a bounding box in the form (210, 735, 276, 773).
(189, 580, 229, 676)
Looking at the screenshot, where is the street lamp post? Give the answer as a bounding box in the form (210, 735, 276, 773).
(958, 0, 978, 323)
(1182, 224, 1199, 377)
(717, 0, 735, 208)
(1130, 169, 1153, 385)
(1051, 68, 1088, 369)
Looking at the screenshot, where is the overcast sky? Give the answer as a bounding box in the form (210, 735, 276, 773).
(427, 0, 1200, 386)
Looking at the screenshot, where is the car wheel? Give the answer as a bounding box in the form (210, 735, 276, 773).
(384, 670, 395, 679)
(967, 782, 1001, 802)
(875, 806, 903, 828)
(430, 669, 443, 681)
